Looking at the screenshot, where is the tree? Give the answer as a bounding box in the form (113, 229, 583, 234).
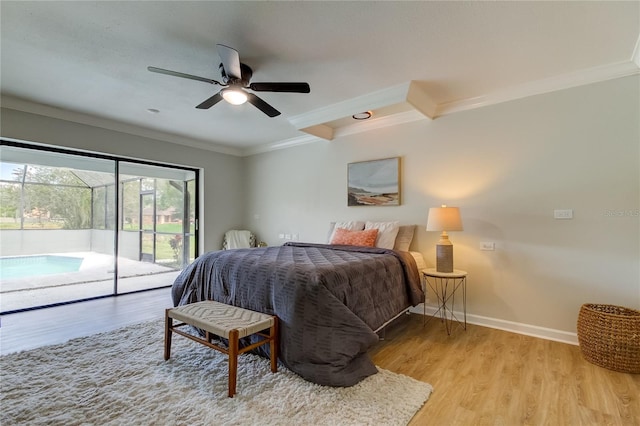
(156, 179, 184, 219)
(121, 179, 141, 229)
(0, 182, 20, 224)
(20, 166, 92, 229)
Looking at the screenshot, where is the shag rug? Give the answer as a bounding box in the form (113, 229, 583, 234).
(1, 320, 432, 425)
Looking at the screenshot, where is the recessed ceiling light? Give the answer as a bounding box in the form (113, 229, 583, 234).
(147, 108, 160, 114)
(352, 111, 372, 120)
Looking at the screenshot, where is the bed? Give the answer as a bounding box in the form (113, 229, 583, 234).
(171, 241, 424, 386)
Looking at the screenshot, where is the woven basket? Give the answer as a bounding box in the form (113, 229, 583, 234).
(577, 304, 640, 374)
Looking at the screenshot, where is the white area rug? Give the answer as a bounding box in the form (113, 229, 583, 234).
(1, 320, 432, 425)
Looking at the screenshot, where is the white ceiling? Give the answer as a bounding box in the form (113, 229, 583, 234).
(1, 1, 638, 156)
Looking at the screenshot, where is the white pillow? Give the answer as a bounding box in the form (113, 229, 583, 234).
(327, 221, 366, 243)
(364, 221, 400, 249)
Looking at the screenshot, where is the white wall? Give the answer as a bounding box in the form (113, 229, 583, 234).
(244, 76, 640, 337)
(0, 108, 246, 254)
(0, 230, 91, 256)
(118, 231, 140, 260)
(90, 230, 115, 256)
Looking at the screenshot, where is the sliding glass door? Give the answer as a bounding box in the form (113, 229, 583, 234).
(117, 162, 196, 294)
(0, 142, 199, 313)
(0, 145, 117, 312)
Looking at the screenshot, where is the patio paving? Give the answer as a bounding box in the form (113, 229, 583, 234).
(1, 252, 182, 312)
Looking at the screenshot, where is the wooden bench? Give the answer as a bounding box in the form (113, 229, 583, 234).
(164, 300, 278, 397)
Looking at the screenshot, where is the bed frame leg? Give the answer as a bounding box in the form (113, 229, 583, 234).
(270, 317, 278, 373)
(164, 309, 172, 360)
(378, 327, 386, 341)
(228, 329, 239, 397)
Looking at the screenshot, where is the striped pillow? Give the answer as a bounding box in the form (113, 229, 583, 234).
(330, 228, 379, 247)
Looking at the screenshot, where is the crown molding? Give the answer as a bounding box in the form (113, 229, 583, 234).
(284, 60, 640, 149)
(243, 108, 429, 156)
(242, 133, 322, 156)
(0, 95, 243, 157)
(287, 82, 416, 131)
(287, 81, 434, 143)
(436, 60, 640, 117)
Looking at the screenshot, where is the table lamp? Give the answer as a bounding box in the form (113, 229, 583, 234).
(426, 205, 463, 273)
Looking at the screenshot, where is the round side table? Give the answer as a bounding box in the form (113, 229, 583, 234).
(421, 268, 467, 335)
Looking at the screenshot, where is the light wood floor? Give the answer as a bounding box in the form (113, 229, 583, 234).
(371, 314, 640, 426)
(0, 288, 172, 355)
(2, 290, 638, 425)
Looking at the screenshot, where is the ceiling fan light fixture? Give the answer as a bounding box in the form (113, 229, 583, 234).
(221, 88, 248, 105)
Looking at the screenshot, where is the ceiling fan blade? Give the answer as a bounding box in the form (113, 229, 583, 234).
(195, 92, 224, 109)
(148, 66, 221, 85)
(216, 44, 242, 80)
(249, 82, 311, 93)
(246, 93, 281, 117)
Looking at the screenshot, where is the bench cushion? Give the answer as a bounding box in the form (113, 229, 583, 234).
(168, 301, 274, 339)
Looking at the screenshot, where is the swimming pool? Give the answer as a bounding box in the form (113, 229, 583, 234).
(0, 255, 84, 280)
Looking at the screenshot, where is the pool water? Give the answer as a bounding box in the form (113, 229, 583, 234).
(0, 255, 83, 279)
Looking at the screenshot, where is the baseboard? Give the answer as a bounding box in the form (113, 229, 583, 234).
(409, 304, 579, 346)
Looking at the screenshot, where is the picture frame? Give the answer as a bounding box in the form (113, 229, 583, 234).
(347, 157, 400, 206)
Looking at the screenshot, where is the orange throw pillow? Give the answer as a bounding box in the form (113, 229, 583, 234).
(330, 227, 379, 247)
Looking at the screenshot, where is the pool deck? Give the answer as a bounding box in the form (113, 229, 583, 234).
(0, 252, 181, 312)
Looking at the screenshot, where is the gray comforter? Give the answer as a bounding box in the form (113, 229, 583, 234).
(171, 242, 423, 386)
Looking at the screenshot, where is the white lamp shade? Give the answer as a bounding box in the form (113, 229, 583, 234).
(426, 206, 463, 232)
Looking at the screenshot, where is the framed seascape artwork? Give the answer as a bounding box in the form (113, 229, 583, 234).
(347, 157, 400, 206)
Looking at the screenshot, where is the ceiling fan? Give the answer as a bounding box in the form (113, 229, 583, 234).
(148, 44, 310, 117)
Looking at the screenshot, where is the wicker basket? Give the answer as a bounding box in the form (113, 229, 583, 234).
(577, 304, 640, 374)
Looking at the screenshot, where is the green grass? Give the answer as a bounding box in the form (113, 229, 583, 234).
(1, 221, 66, 230)
(124, 223, 194, 233)
(3, 221, 193, 233)
(157, 223, 183, 233)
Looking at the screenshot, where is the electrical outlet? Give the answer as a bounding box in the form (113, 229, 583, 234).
(480, 242, 495, 251)
(554, 209, 573, 219)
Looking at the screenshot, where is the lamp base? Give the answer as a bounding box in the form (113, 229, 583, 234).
(435, 244, 454, 273)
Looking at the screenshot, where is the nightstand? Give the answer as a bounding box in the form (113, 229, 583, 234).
(421, 268, 467, 335)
